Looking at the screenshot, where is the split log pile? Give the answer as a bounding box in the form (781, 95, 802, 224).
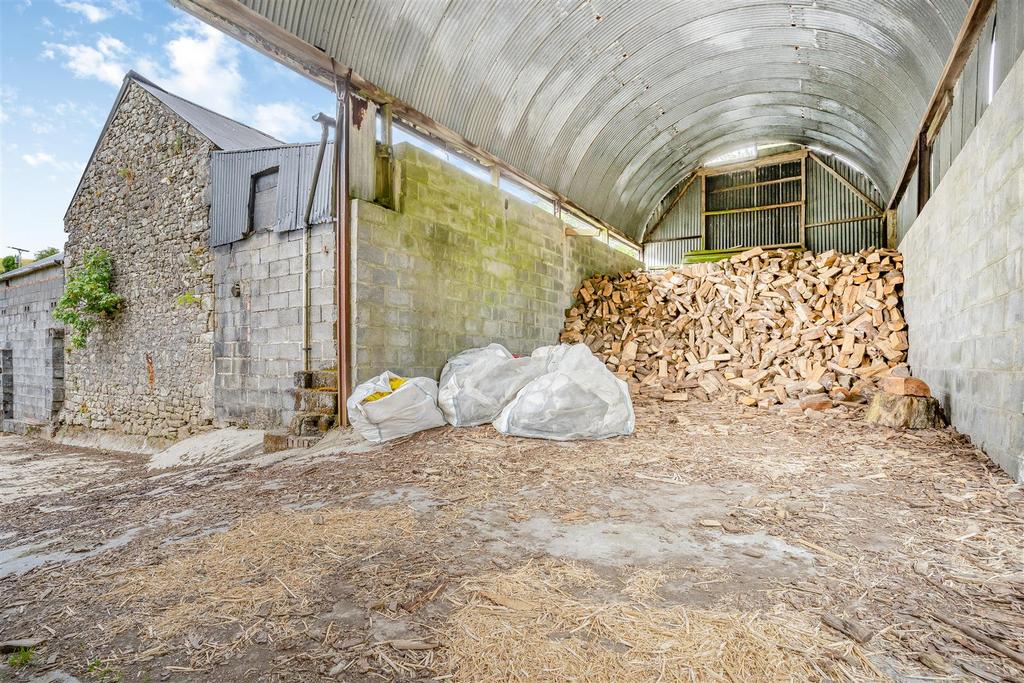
(561, 247, 908, 408)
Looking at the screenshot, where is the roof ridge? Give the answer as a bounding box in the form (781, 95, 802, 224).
(124, 70, 283, 144)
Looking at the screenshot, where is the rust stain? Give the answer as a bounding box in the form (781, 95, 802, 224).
(145, 353, 155, 389)
(351, 97, 369, 130)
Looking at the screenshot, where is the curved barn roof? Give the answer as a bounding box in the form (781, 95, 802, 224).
(176, 0, 968, 240)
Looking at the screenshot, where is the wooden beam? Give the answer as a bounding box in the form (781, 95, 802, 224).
(799, 155, 807, 247)
(808, 152, 883, 214)
(886, 0, 998, 211)
(642, 173, 696, 243)
(925, 91, 953, 145)
(699, 175, 707, 249)
(917, 132, 932, 213)
(171, 0, 642, 250)
(698, 149, 808, 177)
(708, 176, 799, 194)
(645, 234, 703, 245)
(805, 213, 884, 229)
(702, 200, 802, 217)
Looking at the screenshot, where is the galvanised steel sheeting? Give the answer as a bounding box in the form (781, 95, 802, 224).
(644, 151, 885, 264)
(649, 179, 701, 243)
(893, 2, 1022, 245)
(805, 152, 885, 253)
(645, 238, 701, 269)
(223, 0, 966, 240)
(210, 143, 334, 247)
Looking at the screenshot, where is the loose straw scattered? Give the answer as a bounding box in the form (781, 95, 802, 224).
(442, 561, 882, 682)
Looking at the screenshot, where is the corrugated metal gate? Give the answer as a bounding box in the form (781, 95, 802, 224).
(643, 147, 885, 268)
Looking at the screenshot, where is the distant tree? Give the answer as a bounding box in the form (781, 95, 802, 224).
(1, 255, 18, 272)
(34, 247, 59, 260)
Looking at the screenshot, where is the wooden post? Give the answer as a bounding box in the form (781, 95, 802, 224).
(699, 175, 707, 249)
(916, 132, 932, 213)
(886, 0, 998, 210)
(799, 154, 807, 248)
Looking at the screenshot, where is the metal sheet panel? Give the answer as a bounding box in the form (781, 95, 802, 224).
(210, 143, 335, 246)
(177, 0, 974, 240)
(645, 237, 701, 269)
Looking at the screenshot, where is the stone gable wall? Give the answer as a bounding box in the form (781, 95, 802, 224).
(61, 82, 215, 441)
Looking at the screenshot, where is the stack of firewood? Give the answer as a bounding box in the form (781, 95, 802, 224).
(561, 247, 907, 407)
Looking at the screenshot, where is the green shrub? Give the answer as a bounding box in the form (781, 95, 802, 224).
(54, 248, 124, 349)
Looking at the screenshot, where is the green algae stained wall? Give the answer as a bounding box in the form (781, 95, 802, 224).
(351, 143, 641, 382)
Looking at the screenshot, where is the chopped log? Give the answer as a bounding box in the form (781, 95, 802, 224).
(865, 393, 945, 428)
(880, 376, 931, 397)
(562, 247, 906, 407)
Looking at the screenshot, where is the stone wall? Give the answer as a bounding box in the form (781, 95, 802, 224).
(350, 143, 641, 382)
(0, 261, 65, 431)
(61, 82, 216, 441)
(901, 53, 1023, 482)
(213, 223, 336, 428)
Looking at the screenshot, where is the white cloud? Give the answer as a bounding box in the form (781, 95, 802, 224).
(157, 21, 243, 116)
(22, 152, 56, 166)
(56, 0, 110, 23)
(44, 35, 129, 86)
(251, 102, 317, 141)
(21, 152, 82, 174)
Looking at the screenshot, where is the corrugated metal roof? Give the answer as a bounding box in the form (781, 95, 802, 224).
(129, 72, 282, 151)
(173, 0, 968, 241)
(0, 252, 63, 282)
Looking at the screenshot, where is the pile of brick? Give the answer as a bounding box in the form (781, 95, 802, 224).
(560, 247, 907, 408)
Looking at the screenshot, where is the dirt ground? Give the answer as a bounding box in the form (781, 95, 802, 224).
(1, 400, 1022, 682)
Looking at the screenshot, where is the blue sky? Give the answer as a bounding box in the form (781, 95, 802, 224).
(0, 0, 334, 257)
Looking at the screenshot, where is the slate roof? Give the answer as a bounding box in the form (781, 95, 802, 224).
(64, 71, 282, 222)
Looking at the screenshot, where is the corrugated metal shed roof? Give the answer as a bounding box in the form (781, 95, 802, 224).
(0, 252, 64, 282)
(173, 0, 968, 241)
(129, 72, 282, 151)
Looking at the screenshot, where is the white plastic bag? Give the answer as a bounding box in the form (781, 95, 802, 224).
(347, 371, 446, 443)
(493, 344, 634, 440)
(438, 344, 549, 426)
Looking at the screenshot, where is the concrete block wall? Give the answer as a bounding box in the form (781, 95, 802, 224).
(213, 223, 336, 427)
(0, 262, 65, 429)
(351, 143, 641, 382)
(901, 53, 1023, 481)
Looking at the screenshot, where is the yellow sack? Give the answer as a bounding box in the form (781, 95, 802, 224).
(363, 376, 406, 403)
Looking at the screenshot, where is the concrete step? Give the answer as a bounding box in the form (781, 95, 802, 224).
(294, 369, 338, 391)
(289, 411, 337, 437)
(264, 429, 325, 454)
(294, 387, 338, 415)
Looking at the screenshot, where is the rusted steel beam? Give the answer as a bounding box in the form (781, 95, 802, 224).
(335, 73, 353, 427)
(886, 0, 997, 211)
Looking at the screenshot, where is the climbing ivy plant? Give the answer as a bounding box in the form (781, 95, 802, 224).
(54, 248, 124, 349)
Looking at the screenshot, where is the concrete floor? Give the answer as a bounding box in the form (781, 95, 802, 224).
(0, 399, 1021, 681)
